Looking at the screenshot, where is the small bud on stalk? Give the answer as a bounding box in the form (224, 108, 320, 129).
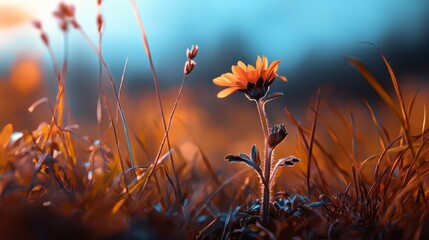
(96, 14, 104, 34)
(186, 45, 199, 60)
(59, 2, 75, 17)
(184, 60, 196, 76)
(41, 33, 49, 46)
(32, 20, 42, 30)
(268, 123, 287, 148)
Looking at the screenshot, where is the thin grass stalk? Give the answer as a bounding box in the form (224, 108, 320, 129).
(40, 36, 75, 167)
(384, 147, 407, 199)
(51, 33, 68, 129)
(366, 136, 402, 196)
(195, 216, 220, 239)
(362, 98, 392, 174)
(285, 108, 350, 184)
(42, 40, 61, 140)
(78, 28, 137, 179)
(62, 31, 71, 124)
(422, 105, 427, 142)
(317, 113, 350, 158)
(377, 48, 426, 201)
(348, 103, 361, 205)
(129, 0, 180, 202)
(307, 108, 329, 193)
(140, 76, 188, 205)
(191, 168, 249, 224)
(376, 46, 410, 131)
(382, 172, 429, 224)
(59, 31, 75, 165)
(100, 93, 129, 194)
(414, 204, 429, 240)
(115, 59, 127, 127)
(97, 12, 104, 135)
(407, 89, 420, 118)
(306, 88, 321, 198)
(403, 137, 429, 185)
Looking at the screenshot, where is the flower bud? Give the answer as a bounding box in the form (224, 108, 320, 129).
(186, 45, 198, 60)
(59, 2, 75, 17)
(32, 20, 42, 30)
(41, 32, 49, 46)
(184, 60, 196, 76)
(53, 10, 64, 19)
(267, 123, 287, 148)
(96, 14, 103, 33)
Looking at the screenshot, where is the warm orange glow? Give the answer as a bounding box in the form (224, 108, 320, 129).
(0, 1, 428, 238)
(0, 4, 30, 28)
(10, 57, 42, 93)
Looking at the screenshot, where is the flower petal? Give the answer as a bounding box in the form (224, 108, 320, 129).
(237, 61, 247, 70)
(262, 56, 268, 70)
(263, 60, 281, 80)
(277, 74, 287, 82)
(246, 70, 259, 84)
(213, 76, 236, 87)
(256, 56, 263, 76)
(232, 65, 247, 82)
(217, 87, 239, 98)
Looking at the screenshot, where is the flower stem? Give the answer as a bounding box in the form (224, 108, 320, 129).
(256, 99, 271, 227)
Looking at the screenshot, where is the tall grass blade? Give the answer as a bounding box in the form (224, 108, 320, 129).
(347, 57, 402, 122)
(129, 0, 179, 203)
(306, 88, 321, 198)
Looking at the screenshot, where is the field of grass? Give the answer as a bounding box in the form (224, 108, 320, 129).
(1, 2, 429, 240)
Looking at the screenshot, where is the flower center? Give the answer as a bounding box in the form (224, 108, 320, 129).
(240, 77, 274, 100)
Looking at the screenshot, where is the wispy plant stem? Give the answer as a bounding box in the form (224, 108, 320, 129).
(256, 99, 271, 226)
(306, 88, 321, 198)
(78, 28, 137, 180)
(141, 76, 188, 204)
(129, 0, 180, 204)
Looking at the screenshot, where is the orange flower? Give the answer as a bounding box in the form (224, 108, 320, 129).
(213, 56, 287, 100)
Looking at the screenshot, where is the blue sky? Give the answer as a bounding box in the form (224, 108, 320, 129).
(0, 0, 427, 81)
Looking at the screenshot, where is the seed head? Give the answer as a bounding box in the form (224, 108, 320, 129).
(40, 33, 49, 46)
(53, 2, 77, 32)
(96, 14, 104, 34)
(186, 45, 199, 60)
(32, 20, 42, 30)
(59, 2, 75, 17)
(184, 60, 196, 76)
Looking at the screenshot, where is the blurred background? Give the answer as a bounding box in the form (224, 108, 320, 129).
(0, 0, 428, 172)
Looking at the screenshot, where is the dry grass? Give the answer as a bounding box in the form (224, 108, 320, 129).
(0, 2, 428, 239)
